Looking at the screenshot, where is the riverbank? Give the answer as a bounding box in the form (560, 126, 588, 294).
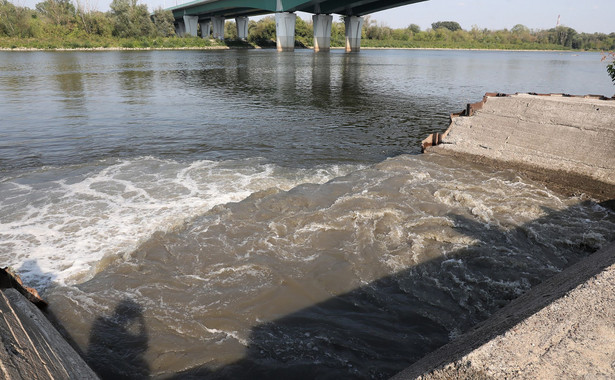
(1, 46, 588, 53)
(0, 36, 591, 52)
(0, 45, 233, 51)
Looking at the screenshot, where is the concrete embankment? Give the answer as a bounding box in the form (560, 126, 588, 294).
(422, 93, 615, 200)
(393, 93, 615, 379)
(392, 240, 615, 380)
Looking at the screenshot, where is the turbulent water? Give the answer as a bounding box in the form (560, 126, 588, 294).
(1, 49, 614, 379)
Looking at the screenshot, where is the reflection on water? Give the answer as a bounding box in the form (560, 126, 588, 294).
(1, 49, 612, 172)
(51, 53, 86, 115)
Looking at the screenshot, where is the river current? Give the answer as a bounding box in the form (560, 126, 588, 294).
(1, 49, 614, 379)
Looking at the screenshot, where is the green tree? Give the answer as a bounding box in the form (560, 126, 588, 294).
(248, 16, 275, 45)
(0, 0, 37, 37)
(224, 20, 237, 39)
(511, 24, 529, 35)
(365, 22, 392, 40)
(548, 26, 578, 47)
(330, 20, 344, 45)
(408, 23, 420, 34)
(431, 21, 461, 32)
(294, 16, 312, 46)
(109, 0, 154, 38)
(151, 7, 174, 37)
(35, 0, 75, 26)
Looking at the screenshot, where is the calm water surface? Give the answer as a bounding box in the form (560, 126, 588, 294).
(1, 49, 614, 378)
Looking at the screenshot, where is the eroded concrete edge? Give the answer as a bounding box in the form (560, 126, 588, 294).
(421, 92, 615, 200)
(421, 92, 615, 153)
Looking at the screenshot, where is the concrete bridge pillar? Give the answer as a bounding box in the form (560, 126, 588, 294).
(275, 12, 296, 52)
(312, 14, 332, 52)
(235, 16, 249, 40)
(212, 16, 225, 40)
(183, 15, 198, 37)
(199, 20, 210, 38)
(175, 21, 186, 37)
(344, 16, 363, 52)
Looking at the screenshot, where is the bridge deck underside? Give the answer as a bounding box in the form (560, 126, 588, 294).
(171, 0, 426, 20)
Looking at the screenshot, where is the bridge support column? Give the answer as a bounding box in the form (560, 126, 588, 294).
(175, 21, 186, 37)
(183, 15, 198, 37)
(199, 20, 210, 38)
(312, 14, 332, 52)
(275, 12, 296, 52)
(344, 16, 363, 52)
(212, 16, 225, 40)
(235, 16, 248, 40)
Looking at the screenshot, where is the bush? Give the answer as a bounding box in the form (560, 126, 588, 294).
(603, 52, 615, 84)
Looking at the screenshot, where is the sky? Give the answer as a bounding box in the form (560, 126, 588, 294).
(15, 0, 615, 34)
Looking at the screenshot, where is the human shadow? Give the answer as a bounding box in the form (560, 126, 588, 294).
(85, 299, 150, 380)
(165, 200, 615, 379)
(7, 263, 151, 380)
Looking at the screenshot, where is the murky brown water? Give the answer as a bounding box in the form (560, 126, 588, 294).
(44, 155, 615, 378)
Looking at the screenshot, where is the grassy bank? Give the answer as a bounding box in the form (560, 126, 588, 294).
(0, 36, 232, 50)
(357, 39, 571, 51)
(0, 36, 583, 52)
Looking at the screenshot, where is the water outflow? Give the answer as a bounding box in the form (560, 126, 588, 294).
(0, 156, 359, 289)
(42, 154, 615, 379)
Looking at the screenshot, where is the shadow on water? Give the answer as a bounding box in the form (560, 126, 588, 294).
(85, 299, 150, 379)
(39, 292, 150, 380)
(160, 199, 615, 379)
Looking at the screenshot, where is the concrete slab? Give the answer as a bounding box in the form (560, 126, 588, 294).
(423, 93, 615, 200)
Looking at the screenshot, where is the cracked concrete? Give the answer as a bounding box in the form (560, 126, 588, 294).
(423, 94, 615, 199)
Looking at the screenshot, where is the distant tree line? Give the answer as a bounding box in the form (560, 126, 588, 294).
(359, 17, 615, 51)
(0, 0, 175, 39)
(1, 0, 615, 52)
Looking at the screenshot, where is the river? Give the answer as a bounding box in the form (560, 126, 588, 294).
(1, 49, 614, 379)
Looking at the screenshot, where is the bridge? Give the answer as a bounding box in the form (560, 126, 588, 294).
(167, 0, 428, 52)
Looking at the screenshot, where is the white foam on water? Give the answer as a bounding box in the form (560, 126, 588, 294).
(0, 156, 361, 289)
